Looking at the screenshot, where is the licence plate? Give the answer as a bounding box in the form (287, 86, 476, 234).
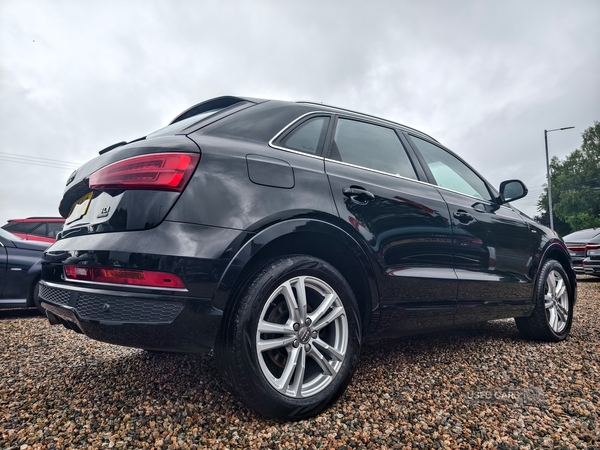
(66, 192, 93, 225)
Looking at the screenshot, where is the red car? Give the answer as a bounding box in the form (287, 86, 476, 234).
(2, 217, 65, 243)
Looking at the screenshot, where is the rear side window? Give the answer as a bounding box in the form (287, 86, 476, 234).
(331, 118, 417, 180)
(409, 135, 492, 200)
(48, 222, 64, 238)
(30, 224, 48, 237)
(279, 116, 330, 155)
(3, 222, 38, 234)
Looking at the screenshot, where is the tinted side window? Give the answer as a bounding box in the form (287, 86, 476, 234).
(48, 222, 64, 238)
(409, 136, 492, 201)
(30, 223, 47, 237)
(280, 116, 329, 155)
(3, 222, 37, 233)
(331, 119, 417, 180)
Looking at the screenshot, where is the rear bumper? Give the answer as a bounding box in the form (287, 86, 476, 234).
(39, 281, 222, 353)
(570, 257, 585, 274)
(583, 258, 600, 275)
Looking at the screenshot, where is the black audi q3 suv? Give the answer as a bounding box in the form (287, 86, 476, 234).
(40, 96, 576, 420)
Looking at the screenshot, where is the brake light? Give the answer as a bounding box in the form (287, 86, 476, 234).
(63, 266, 186, 289)
(586, 244, 600, 250)
(89, 152, 199, 191)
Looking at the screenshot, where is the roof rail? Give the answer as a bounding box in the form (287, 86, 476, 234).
(9, 217, 65, 221)
(296, 101, 438, 142)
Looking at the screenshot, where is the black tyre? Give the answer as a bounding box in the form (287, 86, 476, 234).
(515, 259, 574, 342)
(32, 281, 46, 315)
(214, 255, 362, 420)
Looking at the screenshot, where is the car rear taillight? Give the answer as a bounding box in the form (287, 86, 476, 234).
(89, 152, 199, 191)
(63, 266, 186, 289)
(586, 243, 600, 256)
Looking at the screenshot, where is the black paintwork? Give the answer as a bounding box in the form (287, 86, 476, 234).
(40, 96, 576, 352)
(0, 230, 48, 309)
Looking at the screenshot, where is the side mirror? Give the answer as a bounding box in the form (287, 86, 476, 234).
(498, 179, 528, 204)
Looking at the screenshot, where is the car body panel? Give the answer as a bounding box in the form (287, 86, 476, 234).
(39, 96, 576, 353)
(212, 217, 379, 310)
(57, 136, 201, 239)
(41, 281, 221, 353)
(167, 135, 337, 231)
(325, 158, 457, 333)
(44, 220, 244, 300)
(0, 230, 48, 308)
(433, 188, 535, 323)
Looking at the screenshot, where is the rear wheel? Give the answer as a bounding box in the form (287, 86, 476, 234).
(214, 255, 361, 420)
(515, 259, 574, 341)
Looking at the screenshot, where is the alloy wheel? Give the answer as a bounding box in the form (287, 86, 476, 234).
(255, 275, 348, 398)
(544, 269, 570, 333)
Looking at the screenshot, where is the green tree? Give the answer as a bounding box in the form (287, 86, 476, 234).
(537, 121, 600, 233)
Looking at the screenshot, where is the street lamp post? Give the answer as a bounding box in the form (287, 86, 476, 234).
(545, 126, 575, 231)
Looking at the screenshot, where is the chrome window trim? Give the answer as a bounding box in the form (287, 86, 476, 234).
(431, 184, 510, 209)
(268, 111, 328, 160)
(323, 158, 422, 185)
(324, 158, 511, 210)
(268, 145, 325, 161)
(296, 101, 438, 142)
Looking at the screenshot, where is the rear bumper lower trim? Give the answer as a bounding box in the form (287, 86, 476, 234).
(39, 281, 222, 353)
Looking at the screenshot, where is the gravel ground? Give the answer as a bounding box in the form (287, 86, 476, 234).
(1, 277, 599, 449)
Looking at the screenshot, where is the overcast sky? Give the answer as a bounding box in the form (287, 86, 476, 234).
(1, 0, 599, 228)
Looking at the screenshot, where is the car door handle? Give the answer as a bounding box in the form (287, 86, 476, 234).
(342, 187, 375, 201)
(453, 210, 474, 223)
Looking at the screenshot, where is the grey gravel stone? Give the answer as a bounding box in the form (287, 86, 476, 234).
(1, 276, 599, 449)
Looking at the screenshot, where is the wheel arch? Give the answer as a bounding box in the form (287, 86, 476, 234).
(537, 239, 577, 302)
(213, 218, 379, 336)
(27, 274, 41, 307)
(25, 260, 43, 307)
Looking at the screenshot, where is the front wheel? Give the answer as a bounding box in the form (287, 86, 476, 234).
(214, 255, 362, 420)
(515, 259, 574, 342)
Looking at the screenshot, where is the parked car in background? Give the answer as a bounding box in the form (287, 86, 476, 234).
(563, 228, 600, 276)
(40, 96, 576, 420)
(2, 217, 65, 243)
(0, 228, 49, 313)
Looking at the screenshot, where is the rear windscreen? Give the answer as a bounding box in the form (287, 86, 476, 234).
(564, 228, 600, 241)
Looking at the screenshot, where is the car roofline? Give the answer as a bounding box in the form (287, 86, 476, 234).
(168, 96, 438, 143)
(7, 217, 65, 222)
(295, 101, 438, 142)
